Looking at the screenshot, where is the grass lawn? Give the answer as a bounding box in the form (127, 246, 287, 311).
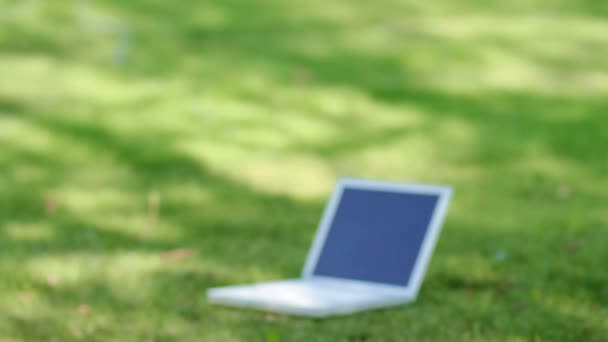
(1, 0, 608, 340)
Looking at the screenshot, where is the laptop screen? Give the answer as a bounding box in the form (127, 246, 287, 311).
(312, 188, 440, 287)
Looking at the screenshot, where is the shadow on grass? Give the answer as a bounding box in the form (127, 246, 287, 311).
(0, 107, 321, 278)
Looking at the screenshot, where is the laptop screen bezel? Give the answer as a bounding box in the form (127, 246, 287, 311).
(301, 178, 452, 298)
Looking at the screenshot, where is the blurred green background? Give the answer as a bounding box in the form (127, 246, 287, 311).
(1, 0, 608, 340)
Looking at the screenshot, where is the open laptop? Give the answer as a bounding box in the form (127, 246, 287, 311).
(207, 178, 452, 317)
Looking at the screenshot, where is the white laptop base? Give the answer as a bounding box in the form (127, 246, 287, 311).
(207, 277, 414, 318)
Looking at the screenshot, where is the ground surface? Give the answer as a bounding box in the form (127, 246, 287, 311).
(1, 0, 608, 340)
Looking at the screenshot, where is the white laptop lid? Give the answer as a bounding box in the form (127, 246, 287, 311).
(302, 178, 452, 298)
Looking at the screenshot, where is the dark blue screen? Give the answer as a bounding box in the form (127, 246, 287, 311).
(313, 188, 439, 286)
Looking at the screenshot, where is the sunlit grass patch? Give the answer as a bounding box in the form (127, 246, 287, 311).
(3, 221, 54, 241)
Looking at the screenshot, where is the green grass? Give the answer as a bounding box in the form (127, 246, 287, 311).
(1, 0, 608, 340)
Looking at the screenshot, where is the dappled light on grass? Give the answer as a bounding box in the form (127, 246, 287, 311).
(1, 0, 608, 339)
(3, 221, 54, 242)
(400, 16, 608, 95)
(0, 55, 135, 104)
(25, 252, 168, 289)
(56, 187, 139, 214)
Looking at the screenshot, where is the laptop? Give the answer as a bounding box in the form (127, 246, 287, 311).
(207, 178, 452, 317)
